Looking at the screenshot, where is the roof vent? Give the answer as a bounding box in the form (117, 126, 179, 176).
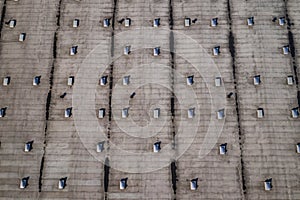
(70, 46, 78, 56)
(184, 18, 191, 27)
(213, 46, 220, 56)
(291, 107, 299, 118)
(124, 18, 131, 27)
(67, 76, 74, 86)
(153, 47, 160, 56)
(188, 108, 195, 119)
(190, 178, 198, 190)
(264, 178, 272, 191)
(153, 18, 160, 27)
(97, 141, 105, 152)
(100, 76, 108, 86)
(217, 109, 225, 119)
(219, 143, 227, 155)
(257, 108, 264, 118)
(124, 46, 131, 55)
(0, 107, 7, 118)
(123, 76, 130, 85)
(153, 108, 160, 118)
(33, 76, 41, 86)
(65, 107, 72, 118)
(3, 76, 10, 86)
(215, 77, 222, 87)
(20, 177, 29, 189)
(211, 18, 218, 27)
(287, 76, 294, 85)
(247, 17, 254, 26)
(278, 17, 285, 26)
(24, 141, 33, 152)
(120, 178, 128, 190)
(153, 141, 161, 153)
(282, 45, 289, 55)
(103, 18, 110, 27)
(9, 19, 16, 28)
(187, 75, 194, 86)
(98, 108, 105, 118)
(19, 33, 26, 42)
(122, 108, 129, 118)
(73, 19, 79, 28)
(58, 177, 67, 190)
(253, 75, 261, 85)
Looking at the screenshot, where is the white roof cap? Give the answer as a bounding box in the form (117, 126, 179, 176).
(19, 33, 26, 41)
(3, 76, 10, 86)
(24, 141, 33, 152)
(98, 108, 105, 118)
(264, 179, 272, 191)
(103, 18, 110, 27)
(215, 77, 222, 86)
(33, 76, 40, 86)
(0, 107, 6, 118)
(219, 143, 227, 155)
(217, 109, 225, 119)
(153, 47, 160, 56)
(123, 76, 130, 85)
(153, 18, 160, 27)
(73, 19, 79, 27)
(257, 108, 264, 118)
(124, 46, 130, 55)
(283, 46, 289, 55)
(213, 46, 220, 56)
(122, 108, 129, 118)
(185, 18, 191, 27)
(124, 18, 131, 27)
(153, 141, 161, 152)
(188, 108, 195, 119)
(67, 76, 74, 86)
(70, 46, 78, 55)
(20, 177, 29, 189)
(153, 108, 160, 118)
(58, 177, 67, 189)
(287, 76, 294, 85)
(97, 141, 105, 152)
(187, 76, 194, 85)
(279, 17, 285, 26)
(211, 18, 218, 27)
(120, 178, 128, 189)
(100, 76, 108, 85)
(291, 107, 299, 118)
(247, 17, 254, 26)
(65, 107, 72, 118)
(190, 178, 198, 190)
(254, 75, 261, 85)
(9, 19, 16, 28)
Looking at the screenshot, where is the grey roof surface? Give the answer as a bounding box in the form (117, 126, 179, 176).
(0, 0, 299, 199)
